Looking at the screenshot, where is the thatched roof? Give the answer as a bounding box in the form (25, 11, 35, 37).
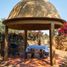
(3, 0, 66, 30)
(8, 0, 60, 19)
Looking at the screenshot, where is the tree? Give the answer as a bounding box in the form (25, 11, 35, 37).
(55, 22, 67, 50)
(0, 19, 5, 33)
(58, 22, 67, 36)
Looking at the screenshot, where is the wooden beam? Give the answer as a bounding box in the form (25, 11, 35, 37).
(0, 44, 1, 58)
(24, 30, 27, 51)
(50, 22, 54, 66)
(0, 33, 2, 58)
(38, 30, 41, 45)
(4, 26, 8, 60)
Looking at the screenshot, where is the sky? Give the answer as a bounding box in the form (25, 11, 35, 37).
(0, 0, 67, 34)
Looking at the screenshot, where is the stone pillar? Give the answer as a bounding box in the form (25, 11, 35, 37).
(50, 22, 54, 66)
(4, 26, 8, 60)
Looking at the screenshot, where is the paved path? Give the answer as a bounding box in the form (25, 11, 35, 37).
(0, 57, 63, 67)
(0, 49, 67, 67)
(0, 58, 51, 67)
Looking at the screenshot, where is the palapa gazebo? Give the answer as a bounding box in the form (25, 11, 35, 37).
(3, 0, 66, 66)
